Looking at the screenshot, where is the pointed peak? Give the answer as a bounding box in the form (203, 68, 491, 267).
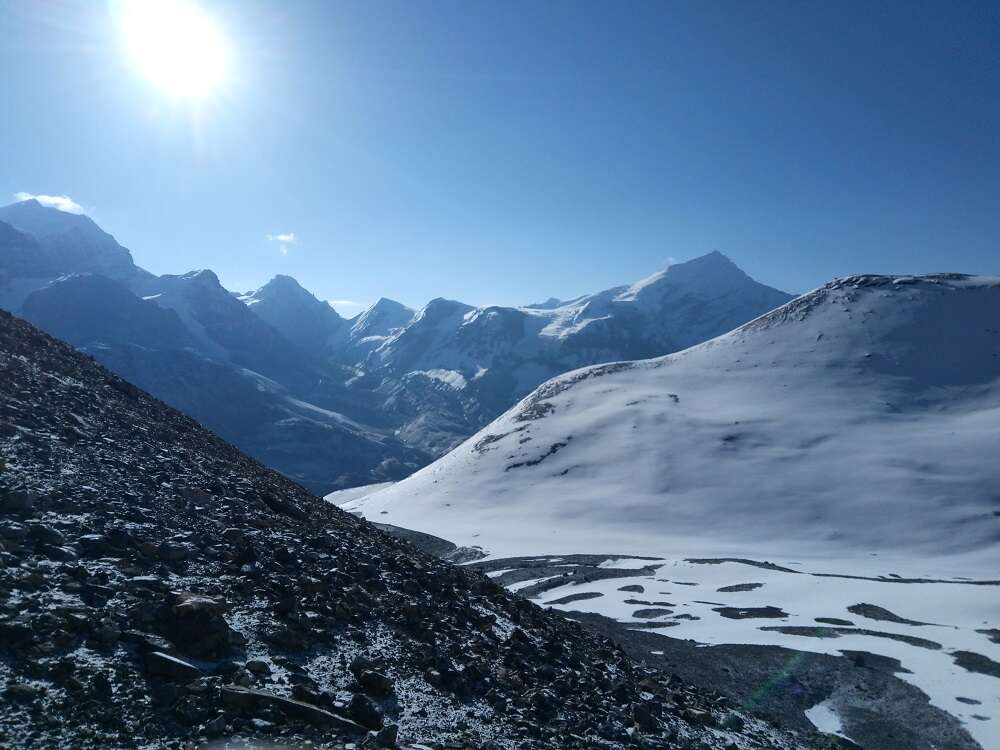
(660, 250, 748, 283)
(352, 297, 415, 337)
(370, 296, 410, 311)
(612, 252, 778, 303)
(176, 268, 222, 287)
(255, 274, 313, 298)
(423, 297, 473, 311)
(678, 249, 735, 266)
(0, 197, 100, 237)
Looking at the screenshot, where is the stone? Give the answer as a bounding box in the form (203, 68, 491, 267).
(126, 576, 170, 593)
(221, 687, 367, 733)
(376, 723, 399, 747)
(358, 670, 394, 696)
(162, 593, 238, 658)
(27, 522, 65, 546)
(245, 659, 271, 676)
(3, 683, 44, 702)
(222, 528, 248, 546)
(348, 693, 383, 730)
(0, 521, 28, 541)
(158, 542, 191, 562)
(76, 534, 113, 557)
(144, 651, 202, 682)
(203, 713, 226, 737)
(0, 488, 36, 513)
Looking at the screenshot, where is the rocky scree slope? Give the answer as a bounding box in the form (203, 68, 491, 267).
(0, 311, 830, 749)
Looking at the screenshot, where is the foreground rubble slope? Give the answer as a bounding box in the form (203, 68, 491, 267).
(0, 310, 825, 749)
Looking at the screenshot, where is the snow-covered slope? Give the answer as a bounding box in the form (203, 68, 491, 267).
(345, 273, 1000, 563)
(371, 252, 791, 382)
(357, 252, 792, 455)
(350, 297, 415, 343)
(344, 273, 1000, 749)
(312, 296, 417, 365)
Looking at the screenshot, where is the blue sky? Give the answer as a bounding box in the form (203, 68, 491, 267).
(3, 1, 998, 314)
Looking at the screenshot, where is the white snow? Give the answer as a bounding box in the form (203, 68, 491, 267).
(532, 555, 1000, 749)
(345, 274, 1000, 565)
(343, 274, 1000, 749)
(419, 369, 468, 390)
(324, 482, 395, 505)
(805, 701, 848, 739)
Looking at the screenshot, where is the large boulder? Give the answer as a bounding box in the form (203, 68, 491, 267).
(159, 592, 242, 658)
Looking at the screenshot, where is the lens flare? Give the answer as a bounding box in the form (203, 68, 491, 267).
(114, 0, 229, 98)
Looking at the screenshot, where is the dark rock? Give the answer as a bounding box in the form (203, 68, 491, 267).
(161, 592, 238, 658)
(377, 723, 399, 747)
(348, 693, 384, 729)
(245, 659, 271, 676)
(221, 686, 367, 732)
(3, 683, 44, 702)
(359, 669, 394, 696)
(0, 488, 36, 513)
(144, 651, 202, 682)
(203, 713, 226, 737)
(27, 522, 65, 545)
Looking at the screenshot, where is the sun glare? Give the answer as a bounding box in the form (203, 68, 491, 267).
(114, 0, 229, 99)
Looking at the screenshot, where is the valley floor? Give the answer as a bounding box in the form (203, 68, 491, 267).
(473, 552, 1000, 750)
(330, 480, 999, 750)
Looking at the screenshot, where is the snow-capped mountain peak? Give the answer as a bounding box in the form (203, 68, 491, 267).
(352, 297, 414, 335)
(614, 251, 753, 302)
(240, 273, 345, 355)
(0, 197, 102, 238)
(0, 199, 147, 285)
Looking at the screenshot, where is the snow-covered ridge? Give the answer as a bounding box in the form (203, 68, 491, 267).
(344, 272, 1000, 563)
(342, 272, 1000, 749)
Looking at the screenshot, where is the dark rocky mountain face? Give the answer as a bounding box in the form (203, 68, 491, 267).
(137, 269, 319, 391)
(21, 273, 194, 352)
(0, 310, 815, 749)
(14, 272, 428, 495)
(0, 203, 429, 493)
(0, 200, 147, 284)
(239, 274, 347, 357)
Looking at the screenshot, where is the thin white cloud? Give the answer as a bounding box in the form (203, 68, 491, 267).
(13, 192, 85, 214)
(328, 299, 363, 308)
(266, 232, 296, 256)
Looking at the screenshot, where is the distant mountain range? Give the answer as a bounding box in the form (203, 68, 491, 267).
(0, 198, 792, 491)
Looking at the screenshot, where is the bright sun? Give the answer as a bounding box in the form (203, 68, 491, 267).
(114, 0, 229, 99)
